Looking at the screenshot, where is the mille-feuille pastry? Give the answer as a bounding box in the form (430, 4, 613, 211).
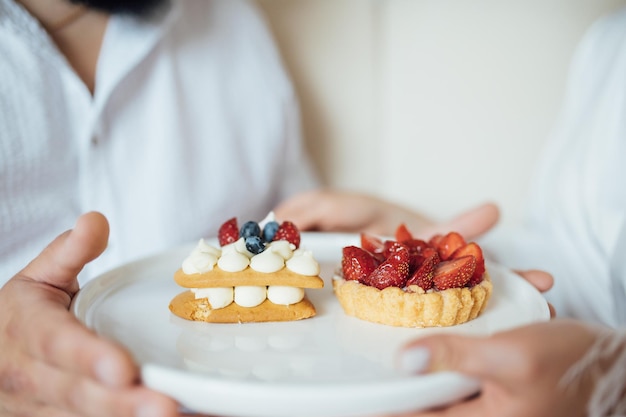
(169, 213, 324, 323)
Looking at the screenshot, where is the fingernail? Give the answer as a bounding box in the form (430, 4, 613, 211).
(94, 356, 122, 387)
(398, 347, 430, 374)
(136, 403, 166, 417)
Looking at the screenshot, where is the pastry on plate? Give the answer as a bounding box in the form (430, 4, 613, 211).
(170, 213, 324, 323)
(333, 224, 492, 327)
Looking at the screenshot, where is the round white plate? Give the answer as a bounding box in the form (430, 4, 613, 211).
(72, 232, 550, 417)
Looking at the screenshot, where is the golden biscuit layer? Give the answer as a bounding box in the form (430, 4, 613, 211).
(169, 290, 317, 323)
(174, 267, 324, 289)
(333, 273, 492, 327)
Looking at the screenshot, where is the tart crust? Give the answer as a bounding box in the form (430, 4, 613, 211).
(333, 272, 492, 327)
(169, 290, 317, 323)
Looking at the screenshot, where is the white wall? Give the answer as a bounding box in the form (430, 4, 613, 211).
(259, 0, 626, 230)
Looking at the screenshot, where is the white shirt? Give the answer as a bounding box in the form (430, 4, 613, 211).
(0, 0, 318, 283)
(486, 7, 626, 328)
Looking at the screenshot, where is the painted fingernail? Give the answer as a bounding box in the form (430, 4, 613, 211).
(398, 347, 430, 374)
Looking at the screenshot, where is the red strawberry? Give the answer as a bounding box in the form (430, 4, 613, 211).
(273, 221, 301, 248)
(403, 238, 430, 256)
(451, 242, 486, 286)
(382, 240, 408, 258)
(395, 223, 414, 242)
(436, 232, 467, 260)
(360, 233, 384, 257)
(405, 251, 440, 291)
(342, 246, 379, 282)
(433, 256, 476, 290)
(363, 245, 410, 290)
(218, 217, 239, 246)
(428, 233, 443, 248)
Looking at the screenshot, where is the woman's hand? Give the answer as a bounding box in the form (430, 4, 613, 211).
(0, 212, 179, 417)
(394, 319, 606, 417)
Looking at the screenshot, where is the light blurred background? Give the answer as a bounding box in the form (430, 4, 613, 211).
(258, 0, 626, 231)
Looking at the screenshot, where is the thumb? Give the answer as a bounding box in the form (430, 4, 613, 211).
(20, 211, 109, 295)
(397, 334, 507, 381)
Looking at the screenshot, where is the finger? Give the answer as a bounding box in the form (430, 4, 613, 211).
(397, 334, 517, 382)
(391, 396, 485, 417)
(275, 190, 332, 231)
(513, 269, 554, 293)
(20, 211, 109, 294)
(416, 203, 499, 241)
(22, 358, 177, 417)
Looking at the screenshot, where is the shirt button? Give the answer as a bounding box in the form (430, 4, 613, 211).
(91, 136, 99, 146)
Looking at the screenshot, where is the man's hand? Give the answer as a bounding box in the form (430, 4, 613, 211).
(275, 189, 499, 241)
(393, 319, 604, 417)
(0, 212, 179, 417)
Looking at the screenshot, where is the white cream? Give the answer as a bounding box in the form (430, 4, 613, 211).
(234, 237, 254, 258)
(182, 251, 218, 274)
(234, 286, 267, 307)
(267, 286, 305, 305)
(192, 239, 221, 257)
(268, 240, 295, 260)
(192, 287, 234, 308)
(258, 211, 277, 230)
(217, 251, 250, 272)
(191, 284, 305, 309)
(250, 249, 285, 273)
(286, 249, 320, 276)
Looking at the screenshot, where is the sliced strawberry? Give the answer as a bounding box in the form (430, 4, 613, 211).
(273, 221, 301, 248)
(218, 217, 239, 246)
(395, 223, 413, 242)
(428, 234, 444, 248)
(403, 238, 430, 256)
(342, 246, 379, 282)
(363, 245, 410, 290)
(360, 233, 384, 257)
(436, 231, 467, 260)
(421, 247, 438, 259)
(451, 242, 486, 286)
(382, 240, 407, 258)
(406, 251, 440, 291)
(433, 255, 476, 290)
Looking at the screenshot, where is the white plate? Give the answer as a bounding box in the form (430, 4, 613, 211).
(72, 232, 550, 417)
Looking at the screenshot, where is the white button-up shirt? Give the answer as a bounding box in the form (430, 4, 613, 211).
(487, 7, 626, 327)
(0, 0, 318, 283)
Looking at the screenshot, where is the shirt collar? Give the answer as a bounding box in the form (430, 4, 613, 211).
(93, 1, 180, 112)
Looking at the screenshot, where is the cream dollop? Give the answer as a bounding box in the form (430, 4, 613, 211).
(234, 286, 267, 307)
(192, 239, 222, 257)
(182, 252, 218, 274)
(267, 286, 305, 305)
(192, 287, 234, 308)
(267, 240, 295, 260)
(286, 249, 320, 276)
(250, 249, 285, 273)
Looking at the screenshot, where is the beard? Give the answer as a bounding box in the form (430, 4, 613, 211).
(69, 0, 168, 17)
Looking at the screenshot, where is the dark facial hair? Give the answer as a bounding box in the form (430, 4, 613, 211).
(69, 0, 168, 17)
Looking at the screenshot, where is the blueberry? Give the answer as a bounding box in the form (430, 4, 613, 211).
(240, 221, 261, 239)
(245, 236, 265, 254)
(262, 221, 279, 242)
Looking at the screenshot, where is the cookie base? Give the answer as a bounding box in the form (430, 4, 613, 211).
(169, 291, 317, 323)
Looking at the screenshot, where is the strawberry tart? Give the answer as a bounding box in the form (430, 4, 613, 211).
(333, 225, 493, 327)
(169, 213, 324, 323)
